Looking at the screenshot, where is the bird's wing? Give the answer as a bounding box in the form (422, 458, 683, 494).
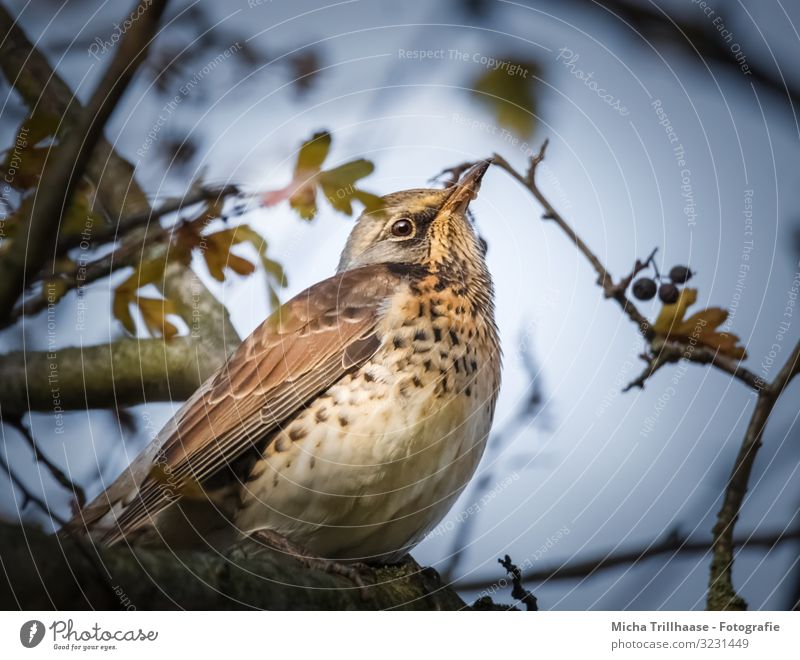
(69, 264, 402, 543)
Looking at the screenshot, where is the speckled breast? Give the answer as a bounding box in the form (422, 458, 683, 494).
(235, 280, 501, 562)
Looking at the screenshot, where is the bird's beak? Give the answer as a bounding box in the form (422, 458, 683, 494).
(439, 158, 492, 215)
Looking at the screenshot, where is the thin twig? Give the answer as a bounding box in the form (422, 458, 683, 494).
(4, 185, 241, 329)
(0, 453, 67, 527)
(493, 143, 654, 339)
(622, 351, 670, 392)
(624, 340, 763, 393)
(431, 162, 476, 187)
(55, 183, 240, 252)
(499, 554, 538, 611)
(455, 527, 800, 591)
(8, 417, 85, 508)
(493, 144, 763, 392)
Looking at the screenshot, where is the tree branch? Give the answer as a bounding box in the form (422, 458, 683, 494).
(0, 5, 149, 219)
(0, 0, 168, 322)
(455, 527, 800, 591)
(0, 337, 223, 417)
(708, 340, 800, 610)
(489, 142, 795, 610)
(0, 5, 241, 417)
(0, 457, 68, 527)
(8, 416, 85, 507)
(625, 339, 764, 393)
(493, 143, 654, 340)
(0, 522, 492, 610)
(493, 144, 763, 392)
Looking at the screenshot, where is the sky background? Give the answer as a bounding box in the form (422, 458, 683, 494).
(1, 0, 800, 609)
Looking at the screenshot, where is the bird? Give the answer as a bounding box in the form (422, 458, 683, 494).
(67, 160, 501, 565)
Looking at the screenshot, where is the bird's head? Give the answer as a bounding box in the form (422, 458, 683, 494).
(337, 159, 491, 273)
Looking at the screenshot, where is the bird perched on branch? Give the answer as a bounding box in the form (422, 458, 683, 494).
(67, 160, 501, 565)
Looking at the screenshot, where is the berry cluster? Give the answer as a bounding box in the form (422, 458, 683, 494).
(631, 263, 693, 304)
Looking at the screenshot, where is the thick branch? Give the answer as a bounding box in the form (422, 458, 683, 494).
(0, 523, 479, 610)
(0, 6, 149, 218)
(0, 337, 222, 417)
(708, 340, 800, 610)
(0, 0, 168, 322)
(162, 260, 240, 356)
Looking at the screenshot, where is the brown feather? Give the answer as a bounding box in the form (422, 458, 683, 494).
(66, 264, 405, 544)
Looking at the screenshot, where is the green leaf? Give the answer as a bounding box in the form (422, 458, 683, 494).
(295, 130, 331, 174)
(262, 131, 381, 221)
(318, 159, 376, 216)
(470, 58, 539, 138)
(288, 184, 318, 221)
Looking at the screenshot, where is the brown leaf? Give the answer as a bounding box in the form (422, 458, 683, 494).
(653, 288, 747, 359)
(137, 296, 179, 340)
(113, 258, 176, 338)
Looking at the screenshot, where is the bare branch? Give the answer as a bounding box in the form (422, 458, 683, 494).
(622, 351, 670, 393)
(494, 145, 764, 393)
(455, 527, 800, 591)
(499, 554, 538, 611)
(7, 417, 85, 507)
(0, 455, 68, 527)
(708, 339, 800, 610)
(625, 340, 763, 393)
(493, 144, 655, 340)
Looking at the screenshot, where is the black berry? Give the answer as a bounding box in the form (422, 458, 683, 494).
(659, 282, 680, 304)
(632, 277, 657, 301)
(669, 265, 693, 283)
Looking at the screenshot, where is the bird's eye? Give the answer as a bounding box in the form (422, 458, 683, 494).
(390, 218, 415, 238)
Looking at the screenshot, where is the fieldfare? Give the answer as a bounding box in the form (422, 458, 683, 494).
(69, 160, 501, 564)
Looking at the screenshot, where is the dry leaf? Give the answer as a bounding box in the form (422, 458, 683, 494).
(653, 288, 747, 359)
(261, 130, 381, 220)
(113, 258, 178, 339)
